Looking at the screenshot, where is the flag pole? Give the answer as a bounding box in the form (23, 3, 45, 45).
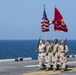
(44, 5, 47, 43)
(53, 31, 56, 40)
(44, 32, 47, 44)
(53, 5, 56, 40)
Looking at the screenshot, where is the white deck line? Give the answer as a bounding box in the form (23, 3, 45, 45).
(23, 61, 76, 67)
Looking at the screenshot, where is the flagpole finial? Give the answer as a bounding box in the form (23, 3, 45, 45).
(54, 4, 56, 7)
(44, 5, 45, 9)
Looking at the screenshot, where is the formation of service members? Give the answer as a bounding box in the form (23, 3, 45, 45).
(36, 39, 68, 71)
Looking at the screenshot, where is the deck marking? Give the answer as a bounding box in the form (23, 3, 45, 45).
(22, 68, 76, 75)
(23, 65, 39, 67)
(23, 61, 76, 68)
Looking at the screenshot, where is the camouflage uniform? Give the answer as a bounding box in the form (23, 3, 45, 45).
(52, 43, 59, 69)
(45, 44, 52, 69)
(59, 45, 68, 70)
(38, 44, 46, 69)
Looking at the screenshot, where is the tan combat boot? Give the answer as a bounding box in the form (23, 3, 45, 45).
(53, 68, 56, 71)
(45, 68, 49, 71)
(61, 68, 64, 72)
(37, 67, 42, 71)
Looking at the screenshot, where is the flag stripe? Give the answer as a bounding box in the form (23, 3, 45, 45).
(41, 7, 50, 32)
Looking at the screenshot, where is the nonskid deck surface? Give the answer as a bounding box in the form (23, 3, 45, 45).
(0, 58, 76, 75)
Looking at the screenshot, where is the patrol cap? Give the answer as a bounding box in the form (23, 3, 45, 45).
(55, 39, 58, 42)
(46, 40, 50, 43)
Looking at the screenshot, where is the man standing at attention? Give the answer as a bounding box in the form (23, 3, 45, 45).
(52, 39, 59, 71)
(60, 40, 68, 71)
(45, 40, 52, 71)
(36, 40, 46, 71)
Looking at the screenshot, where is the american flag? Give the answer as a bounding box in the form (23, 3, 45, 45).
(41, 7, 50, 32)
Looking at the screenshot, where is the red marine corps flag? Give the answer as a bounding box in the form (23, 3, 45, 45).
(41, 5, 50, 32)
(52, 7, 68, 32)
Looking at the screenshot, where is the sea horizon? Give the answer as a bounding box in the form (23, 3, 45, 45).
(0, 40, 75, 60)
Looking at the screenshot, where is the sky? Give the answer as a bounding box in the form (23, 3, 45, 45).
(0, 0, 76, 40)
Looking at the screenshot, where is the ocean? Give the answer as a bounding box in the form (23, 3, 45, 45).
(0, 40, 75, 60)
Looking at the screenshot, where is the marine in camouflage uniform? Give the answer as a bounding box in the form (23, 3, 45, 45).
(45, 40, 52, 71)
(36, 40, 46, 71)
(52, 39, 60, 71)
(59, 40, 68, 71)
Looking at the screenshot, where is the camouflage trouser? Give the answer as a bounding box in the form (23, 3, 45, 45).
(45, 53, 52, 68)
(38, 53, 46, 68)
(52, 53, 59, 69)
(60, 53, 67, 69)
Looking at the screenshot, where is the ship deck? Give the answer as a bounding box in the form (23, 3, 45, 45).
(0, 58, 76, 75)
